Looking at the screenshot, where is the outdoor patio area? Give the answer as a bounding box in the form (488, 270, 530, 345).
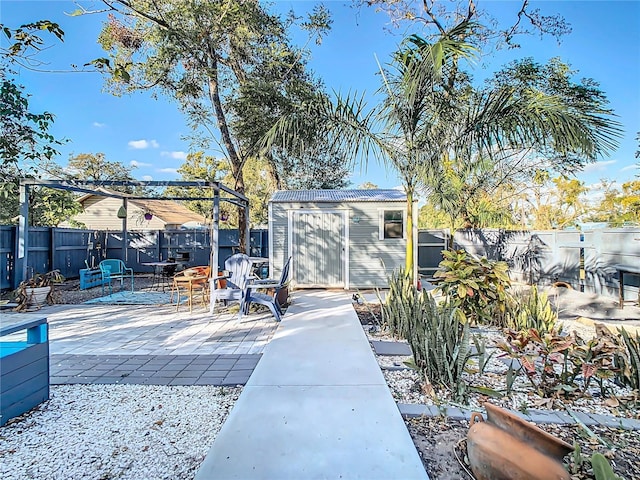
(3, 298, 280, 388)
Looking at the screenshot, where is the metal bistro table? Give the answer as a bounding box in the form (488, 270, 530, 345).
(248, 257, 269, 279)
(141, 261, 180, 292)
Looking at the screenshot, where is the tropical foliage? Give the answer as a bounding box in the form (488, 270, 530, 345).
(265, 18, 621, 280)
(434, 249, 511, 325)
(90, 0, 336, 250)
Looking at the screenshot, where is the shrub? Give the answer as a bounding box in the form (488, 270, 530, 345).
(614, 326, 640, 391)
(434, 249, 511, 325)
(498, 326, 622, 398)
(383, 270, 471, 399)
(511, 285, 559, 335)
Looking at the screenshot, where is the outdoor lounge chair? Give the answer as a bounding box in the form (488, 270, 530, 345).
(243, 256, 291, 322)
(99, 259, 134, 295)
(210, 254, 253, 315)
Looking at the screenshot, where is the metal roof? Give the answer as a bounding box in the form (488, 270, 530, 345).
(270, 189, 407, 203)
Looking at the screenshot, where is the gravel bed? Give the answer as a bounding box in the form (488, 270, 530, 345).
(0, 384, 240, 480)
(360, 307, 638, 419)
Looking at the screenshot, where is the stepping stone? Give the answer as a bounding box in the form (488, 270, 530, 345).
(370, 340, 412, 356)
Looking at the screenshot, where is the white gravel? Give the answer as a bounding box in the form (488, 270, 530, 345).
(0, 384, 240, 480)
(365, 319, 638, 419)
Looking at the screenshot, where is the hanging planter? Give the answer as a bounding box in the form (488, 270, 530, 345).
(144, 212, 153, 221)
(220, 211, 229, 222)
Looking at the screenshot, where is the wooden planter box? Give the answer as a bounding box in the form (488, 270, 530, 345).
(0, 315, 49, 426)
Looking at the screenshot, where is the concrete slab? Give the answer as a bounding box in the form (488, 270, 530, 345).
(200, 385, 424, 480)
(196, 290, 427, 480)
(247, 293, 386, 387)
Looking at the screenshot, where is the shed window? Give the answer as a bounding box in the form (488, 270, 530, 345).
(381, 210, 404, 239)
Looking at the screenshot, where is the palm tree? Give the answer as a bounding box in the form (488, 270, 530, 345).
(263, 21, 621, 280)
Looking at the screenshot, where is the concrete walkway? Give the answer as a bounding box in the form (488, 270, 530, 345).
(196, 290, 428, 480)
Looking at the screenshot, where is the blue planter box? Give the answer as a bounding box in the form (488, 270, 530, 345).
(0, 316, 49, 426)
(79, 268, 108, 290)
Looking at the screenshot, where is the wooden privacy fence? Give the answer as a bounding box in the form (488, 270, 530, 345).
(2, 225, 638, 303)
(0, 226, 268, 290)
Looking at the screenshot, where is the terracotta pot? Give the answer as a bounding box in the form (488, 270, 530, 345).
(467, 403, 573, 480)
(25, 286, 52, 309)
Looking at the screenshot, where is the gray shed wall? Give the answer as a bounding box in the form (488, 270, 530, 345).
(270, 200, 407, 288)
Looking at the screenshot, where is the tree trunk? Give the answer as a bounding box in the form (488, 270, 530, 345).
(207, 50, 248, 253)
(405, 187, 415, 280)
(230, 161, 248, 254)
(264, 152, 283, 190)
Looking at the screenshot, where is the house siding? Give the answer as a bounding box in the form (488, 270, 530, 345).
(74, 197, 168, 231)
(270, 198, 407, 288)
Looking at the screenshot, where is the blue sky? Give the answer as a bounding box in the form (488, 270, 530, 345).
(3, 0, 639, 194)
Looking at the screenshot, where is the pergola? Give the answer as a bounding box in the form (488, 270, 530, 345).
(17, 178, 250, 287)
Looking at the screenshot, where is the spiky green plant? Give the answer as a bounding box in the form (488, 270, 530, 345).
(383, 270, 471, 399)
(409, 293, 471, 397)
(512, 285, 559, 335)
(615, 327, 640, 390)
(381, 269, 419, 338)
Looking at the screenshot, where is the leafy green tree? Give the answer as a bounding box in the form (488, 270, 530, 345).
(587, 179, 640, 227)
(164, 151, 229, 224)
(0, 20, 75, 226)
(165, 152, 274, 227)
(265, 21, 621, 279)
(58, 152, 140, 193)
(356, 0, 571, 49)
(521, 173, 588, 229)
(89, 0, 331, 250)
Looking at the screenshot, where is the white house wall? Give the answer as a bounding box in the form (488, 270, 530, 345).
(74, 197, 167, 231)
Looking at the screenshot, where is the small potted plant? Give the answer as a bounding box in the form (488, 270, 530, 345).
(14, 269, 65, 312)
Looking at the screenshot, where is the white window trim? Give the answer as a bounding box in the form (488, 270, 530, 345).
(378, 207, 407, 240)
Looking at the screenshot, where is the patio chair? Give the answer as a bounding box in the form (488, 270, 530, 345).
(171, 266, 211, 312)
(243, 256, 291, 322)
(210, 254, 253, 315)
(99, 259, 134, 295)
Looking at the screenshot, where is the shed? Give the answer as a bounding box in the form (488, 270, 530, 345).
(68, 187, 207, 230)
(269, 189, 415, 289)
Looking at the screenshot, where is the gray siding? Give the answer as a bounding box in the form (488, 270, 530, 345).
(270, 200, 406, 289)
(348, 202, 406, 288)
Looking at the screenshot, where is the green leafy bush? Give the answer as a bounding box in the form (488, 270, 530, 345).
(434, 249, 511, 325)
(497, 326, 621, 398)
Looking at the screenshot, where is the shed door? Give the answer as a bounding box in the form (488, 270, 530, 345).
(292, 211, 345, 287)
